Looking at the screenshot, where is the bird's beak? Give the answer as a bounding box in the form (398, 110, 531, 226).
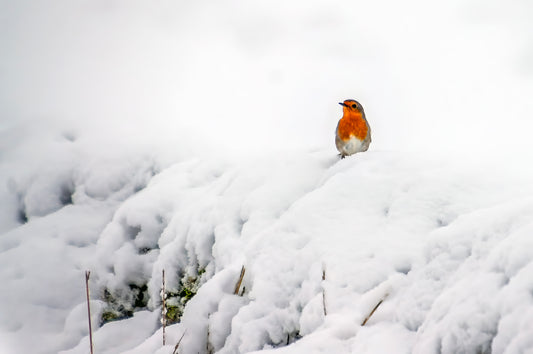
(339, 102, 347, 107)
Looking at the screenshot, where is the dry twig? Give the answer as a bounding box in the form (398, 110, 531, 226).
(206, 313, 214, 354)
(161, 269, 167, 345)
(172, 330, 186, 354)
(85, 271, 94, 354)
(234, 266, 245, 295)
(361, 294, 388, 326)
(322, 268, 327, 316)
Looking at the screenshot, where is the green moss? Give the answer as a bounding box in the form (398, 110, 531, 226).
(166, 305, 181, 323)
(101, 311, 120, 323)
(162, 268, 207, 324)
(198, 267, 206, 276)
(100, 283, 147, 325)
(179, 286, 195, 301)
(100, 265, 207, 326)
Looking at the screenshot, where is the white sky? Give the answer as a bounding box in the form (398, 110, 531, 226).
(1, 0, 532, 159)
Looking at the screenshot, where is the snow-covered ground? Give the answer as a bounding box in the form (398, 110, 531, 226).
(2, 144, 533, 354)
(2, 0, 533, 353)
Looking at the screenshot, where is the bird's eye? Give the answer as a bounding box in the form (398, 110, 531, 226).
(351, 104, 357, 108)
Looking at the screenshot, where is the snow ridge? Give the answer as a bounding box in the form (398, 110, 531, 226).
(1, 149, 533, 354)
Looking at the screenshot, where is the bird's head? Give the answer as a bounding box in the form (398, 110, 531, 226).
(339, 99, 364, 115)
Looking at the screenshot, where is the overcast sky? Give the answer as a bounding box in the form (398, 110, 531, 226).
(1, 0, 532, 159)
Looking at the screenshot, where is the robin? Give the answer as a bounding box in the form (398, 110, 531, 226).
(335, 99, 371, 158)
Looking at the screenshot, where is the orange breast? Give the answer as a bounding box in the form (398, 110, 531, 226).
(337, 112, 368, 141)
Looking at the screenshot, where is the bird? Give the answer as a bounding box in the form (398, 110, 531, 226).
(335, 99, 371, 158)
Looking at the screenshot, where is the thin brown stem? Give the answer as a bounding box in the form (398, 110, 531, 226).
(322, 267, 327, 316)
(162, 269, 167, 346)
(361, 294, 388, 326)
(234, 266, 245, 295)
(85, 271, 94, 354)
(172, 330, 186, 354)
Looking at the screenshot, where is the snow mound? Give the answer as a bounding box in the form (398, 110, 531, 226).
(2, 145, 533, 354)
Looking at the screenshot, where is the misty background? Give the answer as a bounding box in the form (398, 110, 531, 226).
(1, 0, 532, 158)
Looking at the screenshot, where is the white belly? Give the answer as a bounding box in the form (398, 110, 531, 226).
(341, 136, 365, 155)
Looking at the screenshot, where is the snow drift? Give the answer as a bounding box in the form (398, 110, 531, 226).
(1, 142, 533, 353)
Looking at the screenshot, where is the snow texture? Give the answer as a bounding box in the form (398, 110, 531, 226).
(2, 143, 533, 354)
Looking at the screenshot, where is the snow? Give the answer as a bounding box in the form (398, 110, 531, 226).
(2, 147, 533, 353)
(2, 0, 533, 353)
